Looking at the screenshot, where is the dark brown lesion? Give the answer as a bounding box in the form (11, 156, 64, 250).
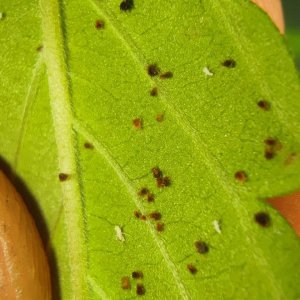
(147, 64, 160, 77)
(120, 0, 134, 11)
(159, 71, 173, 79)
(257, 100, 271, 111)
(194, 240, 209, 254)
(58, 173, 69, 182)
(95, 20, 105, 29)
(187, 263, 198, 274)
(234, 170, 248, 183)
(254, 212, 271, 227)
(222, 59, 236, 68)
(121, 276, 131, 290)
(264, 137, 282, 160)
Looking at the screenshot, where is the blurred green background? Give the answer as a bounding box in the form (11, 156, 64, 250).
(283, 0, 300, 69)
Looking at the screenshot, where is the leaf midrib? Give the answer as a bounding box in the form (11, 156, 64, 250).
(40, 0, 88, 298)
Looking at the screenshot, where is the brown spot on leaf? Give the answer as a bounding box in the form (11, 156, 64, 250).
(156, 222, 164, 232)
(140, 215, 147, 221)
(194, 241, 209, 254)
(133, 118, 142, 130)
(187, 264, 197, 274)
(151, 167, 162, 179)
(138, 187, 149, 197)
(155, 114, 164, 122)
(257, 100, 270, 111)
(255, 212, 271, 227)
(121, 276, 131, 290)
(222, 59, 236, 68)
(160, 71, 173, 79)
(134, 210, 142, 219)
(147, 64, 160, 77)
(264, 138, 282, 160)
(234, 171, 248, 182)
(150, 87, 158, 96)
(132, 271, 143, 279)
(156, 176, 171, 188)
(147, 193, 154, 202)
(36, 45, 43, 52)
(149, 211, 161, 220)
(84, 142, 94, 149)
(59, 173, 69, 182)
(95, 19, 105, 29)
(120, 0, 134, 11)
(136, 283, 145, 296)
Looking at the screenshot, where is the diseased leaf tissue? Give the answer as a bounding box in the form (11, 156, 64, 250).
(1, 0, 300, 299)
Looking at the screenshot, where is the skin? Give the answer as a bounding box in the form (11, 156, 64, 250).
(252, 0, 300, 237)
(0, 171, 51, 299)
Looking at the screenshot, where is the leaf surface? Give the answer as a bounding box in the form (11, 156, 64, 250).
(1, 0, 300, 299)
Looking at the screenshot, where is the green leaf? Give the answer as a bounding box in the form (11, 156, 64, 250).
(1, 0, 300, 298)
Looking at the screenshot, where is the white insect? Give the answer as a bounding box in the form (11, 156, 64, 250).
(114, 225, 125, 242)
(212, 220, 221, 234)
(0, 12, 4, 20)
(203, 66, 214, 76)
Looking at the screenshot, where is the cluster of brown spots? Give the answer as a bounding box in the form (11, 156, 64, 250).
(122, 270, 145, 296)
(132, 271, 143, 279)
(120, 0, 134, 11)
(257, 99, 270, 111)
(138, 187, 155, 202)
(234, 170, 248, 183)
(136, 283, 145, 296)
(157, 176, 171, 188)
(149, 211, 161, 220)
(194, 240, 209, 254)
(132, 118, 143, 130)
(187, 263, 197, 275)
(255, 212, 271, 227)
(264, 138, 282, 160)
(151, 166, 171, 188)
(84, 142, 94, 149)
(36, 45, 43, 52)
(95, 19, 105, 29)
(222, 59, 236, 68)
(121, 276, 131, 290)
(58, 173, 69, 182)
(134, 210, 147, 221)
(151, 167, 162, 178)
(138, 187, 149, 196)
(147, 64, 160, 77)
(150, 87, 158, 96)
(156, 222, 164, 232)
(155, 114, 164, 122)
(160, 71, 173, 79)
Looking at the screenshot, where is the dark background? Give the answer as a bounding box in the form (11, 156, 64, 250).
(283, 0, 300, 69)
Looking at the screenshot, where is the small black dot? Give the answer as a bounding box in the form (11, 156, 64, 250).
(147, 64, 160, 77)
(132, 271, 143, 279)
(59, 173, 69, 181)
(222, 59, 236, 68)
(120, 0, 134, 11)
(257, 100, 270, 111)
(255, 212, 271, 227)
